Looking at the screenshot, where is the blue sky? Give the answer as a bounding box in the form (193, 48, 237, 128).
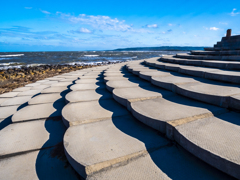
(1, 0, 240, 51)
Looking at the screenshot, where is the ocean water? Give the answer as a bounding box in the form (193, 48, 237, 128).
(0, 50, 189, 70)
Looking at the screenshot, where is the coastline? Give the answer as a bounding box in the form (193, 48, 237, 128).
(0, 63, 114, 94)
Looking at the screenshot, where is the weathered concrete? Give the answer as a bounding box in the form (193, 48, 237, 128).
(62, 99, 129, 127)
(28, 93, 65, 105)
(174, 112, 240, 179)
(25, 83, 42, 87)
(0, 98, 9, 105)
(30, 85, 50, 90)
(65, 89, 112, 103)
(51, 82, 73, 87)
(151, 75, 199, 91)
(12, 102, 65, 122)
(41, 81, 59, 85)
(104, 76, 139, 82)
(104, 72, 134, 77)
(0, 105, 19, 121)
(176, 81, 240, 108)
(70, 83, 106, 91)
(63, 115, 169, 178)
(113, 86, 173, 110)
(106, 80, 151, 92)
(12, 86, 32, 92)
(139, 71, 172, 81)
(0, 91, 19, 98)
(0, 119, 65, 157)
(130, 96, 226, 134)
(17, 90, 41, 97)
(0, 147, 80, 180)
(88, 145, 232, 180)
(0, 96, 32, 106)
(205, 70, 240, 84)
(41, 86, 69, 94)
(75, 78, 104, 84)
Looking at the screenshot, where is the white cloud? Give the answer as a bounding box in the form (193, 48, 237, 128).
(57, 13, 132, 32)
(230, 8, 240, 16)
(24, 7, 32, 9)
(40, 9, 51, 14)
(168, 23, 173, 26)
(209, 27, 219, 31)
(79, 28, 92, 33)
(146, 24, 158, 28)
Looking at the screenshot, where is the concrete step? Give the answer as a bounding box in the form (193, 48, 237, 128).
(0, 146, 80, 180)
(0, 63, 238, 179)
(191, 50, 240, 56)
(118, 61, 240, 178)
(162, 55, 240, 70)
(0, 71, 86, 179)
(131, 62, 240, 110)
(61, 65, 234, 179)
(102, 62, 239, 179)
(146, 58, 240, 84)
(59, 66, 232, 179)
(106, 79, 151, 92)
(176, 53, 240, 61)
(65, 89, 113, 103)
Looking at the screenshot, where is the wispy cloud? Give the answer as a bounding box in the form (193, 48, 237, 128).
(168, 23, 173, 26)
(145, 24, 158, 28)
(230, 8, 240, 16)
(204, 26, 219, 31)
(0, 26, 71, 42)
(69, 27, 92, 34)
(209, 27, 219, 31)
(24, 7, 32, 9)
(161, 29, 172, 34)
(56, 12, 149, 33)
(40, 9, 51, 14)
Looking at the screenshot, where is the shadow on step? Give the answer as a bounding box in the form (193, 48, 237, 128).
(34, 80, 83, 180)
(96, 80, 233, 179)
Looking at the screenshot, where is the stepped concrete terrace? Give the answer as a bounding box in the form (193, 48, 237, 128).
(1, 35, 240, 180)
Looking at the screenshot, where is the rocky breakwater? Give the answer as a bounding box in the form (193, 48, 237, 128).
(0, 64, 100, 94)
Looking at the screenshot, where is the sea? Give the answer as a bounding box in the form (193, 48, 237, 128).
(0, 47, 205, 70)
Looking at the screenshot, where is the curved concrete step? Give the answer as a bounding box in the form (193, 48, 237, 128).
(146, 58, 240, 84)
(64, 113, 232, 180)
(62, 99, 129, 127)
(106, 80, 151, 92)
(0, 119, 65, 157)
(65, 89, 112, 103)
(104, 76, 139, 82)
(113, 86, 173, 110)
(75, 78, 104, 84)
(161, 55, 240, 70)
(174, 112, 240, 179)
(28, 93, 65, 105)
(176, 81, 240, 108)
(191, 50, 240, 56)
(151, 75, 199, 91)
(131, 63, 240, 110)
(176, 53, 240, 61)
(0, 146, 80, 180)
(0, 96, 32, 107)
(70, 82, 106, 91)
(139, 71, 171, 81)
